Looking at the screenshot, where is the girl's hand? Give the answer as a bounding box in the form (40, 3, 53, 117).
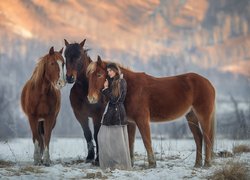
(104, 79, 109, 88)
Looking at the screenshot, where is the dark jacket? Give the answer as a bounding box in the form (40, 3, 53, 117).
(101, 75, 127, 126)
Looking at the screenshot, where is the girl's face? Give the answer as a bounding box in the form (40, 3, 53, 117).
(107, 68, 116, 78)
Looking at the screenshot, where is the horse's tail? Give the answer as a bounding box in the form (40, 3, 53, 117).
(210, 106, 216, 158)
(21, 83, 28, 114)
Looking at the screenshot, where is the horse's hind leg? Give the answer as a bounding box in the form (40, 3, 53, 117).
(199, 112, 214, 167)
(135, 112, 156, 168)
(28, 117, 42, 165)
(186, 110, 203, 167)
(127, 121, 136, 166)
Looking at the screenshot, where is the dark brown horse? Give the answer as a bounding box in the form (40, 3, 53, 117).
(21, 47, 66, 166)
(86, 56, 216, 168)
(64, 39, 105, 164)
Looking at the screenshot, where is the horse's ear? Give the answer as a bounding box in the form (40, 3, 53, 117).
(97, 55, 106, 69)
(97, 55, 102, 63)
(97, 55, 102, 65)
(59, 47, 63, 54)
(64, 39, 69, 46)
(80, 39, 86, 47)
(49, 46, 54, 55)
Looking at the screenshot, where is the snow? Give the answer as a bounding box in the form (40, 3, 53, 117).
(0, 138, 249, 179)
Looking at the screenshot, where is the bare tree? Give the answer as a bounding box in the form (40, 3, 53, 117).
(230, 94, 248, 139)
(0, 86, 16, 139)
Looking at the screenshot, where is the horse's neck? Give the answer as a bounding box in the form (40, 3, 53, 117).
(32, 77, 55, 95)
(80, 53, 92, 79)
(77, 53, 92, 82)
(122, 68, 147, 87)
(122, 68, 134, 81)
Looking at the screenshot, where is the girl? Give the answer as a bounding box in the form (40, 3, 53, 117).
(98, 62, 131, 170)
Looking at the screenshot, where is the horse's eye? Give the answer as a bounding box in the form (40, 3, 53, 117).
(97, 73, 102, 78)
(51, 62, 54, 65)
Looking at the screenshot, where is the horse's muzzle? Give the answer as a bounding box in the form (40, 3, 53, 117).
(55, 79, 66, 89)
(87, 95, 98, 104)
(66, 75, 75, 84)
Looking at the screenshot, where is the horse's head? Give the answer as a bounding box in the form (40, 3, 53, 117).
(86, 56, 107, 104)
(44, 47, 66, 90)
(64, 39, 86, 83)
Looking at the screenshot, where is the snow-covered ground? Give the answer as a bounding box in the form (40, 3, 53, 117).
(0, 138, 249, 179)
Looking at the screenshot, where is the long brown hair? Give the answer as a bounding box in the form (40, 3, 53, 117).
(107, 63, 121, 97)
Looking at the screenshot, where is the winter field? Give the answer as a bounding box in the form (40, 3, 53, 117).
(0, 138, 249, 180)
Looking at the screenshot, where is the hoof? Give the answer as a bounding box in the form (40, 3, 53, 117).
(148, 154, 156, 168)
(86, 142, 95, 161)
(33, 155, 42, 166)
(43, 159, 51, 167)
(148, 162, 156, 168)
(131, 160, 134, 167)
(194, 162, 202, 168)
(34, 158, 42, 166)
(33, 161, 42, 166)
(92, 160, 99, 166)
(85, 158, 94, 163)
(44, 163, 51, 167)
(204, 161, 212, 168)
(85, 153, 95, 163)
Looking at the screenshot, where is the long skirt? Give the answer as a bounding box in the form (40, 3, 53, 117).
(98, 125, 132, 170)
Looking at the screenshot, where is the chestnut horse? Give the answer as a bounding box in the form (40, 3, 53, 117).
(86, 56, 216, 168)
(21, 47, 66, 166)
(64, 39, 105, 164)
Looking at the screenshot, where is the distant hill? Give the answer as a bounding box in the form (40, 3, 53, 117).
(0, 0, 249, 139)
(0, 0, 249, 77)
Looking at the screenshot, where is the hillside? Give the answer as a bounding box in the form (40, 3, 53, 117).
(0, 0, 250, 140)
(0, 0, 249, 77)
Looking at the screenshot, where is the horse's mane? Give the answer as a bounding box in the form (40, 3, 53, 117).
(29, 53, 62, 87)
(83, 49, 92, 64)
(86, 62, 97, 77)
(30, 57, 46, 87)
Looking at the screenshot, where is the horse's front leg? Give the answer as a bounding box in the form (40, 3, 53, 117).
(135, 112, 156, 168)
(43, 117, 55, 166)
(127, 121, 136, 166)
(79, 116, 95, 163)
(92, 118, 101, 165)
(28, 117, 43, 165)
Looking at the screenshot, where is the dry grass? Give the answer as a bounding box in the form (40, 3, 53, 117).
(208, 161, 249, 180)
(1, 166, 46, 177)
(82, 172, 107, 179)
(233, 144, 250, 154)
(19, 166, 46, 174)
(62, 159, 85, 167)
(0, 160, 14, 168)
(216, 150, 234, 158)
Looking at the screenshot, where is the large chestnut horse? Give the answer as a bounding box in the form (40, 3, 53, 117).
(21, 47, 66, 166)
(86, 56, 216, 168)
(64, 39, 105, 164)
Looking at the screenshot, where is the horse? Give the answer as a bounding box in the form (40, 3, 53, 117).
(21, 47, 66, 166)
(64, 39, 105, 164)
(86, 56, 216, 168)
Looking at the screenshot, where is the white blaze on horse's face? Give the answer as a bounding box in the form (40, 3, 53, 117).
(55, 60, 66, 89)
